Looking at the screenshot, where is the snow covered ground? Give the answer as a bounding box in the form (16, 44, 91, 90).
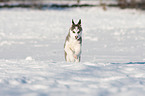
(0, 7, 145, 96)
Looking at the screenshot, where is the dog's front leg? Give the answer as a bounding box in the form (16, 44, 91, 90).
(74, 44, 81, 62)
(64, 45, 75, 62)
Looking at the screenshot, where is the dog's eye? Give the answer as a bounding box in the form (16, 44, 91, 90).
(77, 31, 80, 34)
(73, 31, 75, 33)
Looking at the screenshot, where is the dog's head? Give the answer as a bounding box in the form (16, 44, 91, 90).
(70, 19, 82, 40)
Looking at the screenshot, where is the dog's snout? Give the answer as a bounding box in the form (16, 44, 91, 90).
(75, 36, 78, 39)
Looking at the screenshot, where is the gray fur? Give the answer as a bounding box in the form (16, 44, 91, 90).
(78, 37, 82, 45)
(70, 24, 82, 33)
(64, 32, 70, 61)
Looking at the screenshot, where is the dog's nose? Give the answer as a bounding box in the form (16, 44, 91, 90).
(75, 36, 78, 39)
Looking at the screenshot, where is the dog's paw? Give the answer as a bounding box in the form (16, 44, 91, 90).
(74, 55, 77, 59)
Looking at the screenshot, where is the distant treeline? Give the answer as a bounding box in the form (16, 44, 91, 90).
(0, 0, 145, 10)
(118, 0, 145, 9)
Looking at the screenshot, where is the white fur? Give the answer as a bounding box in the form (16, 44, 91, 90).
(64, 37, 81, 62)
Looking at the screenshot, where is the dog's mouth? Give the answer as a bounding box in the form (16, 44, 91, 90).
(75, 36, 78, 39)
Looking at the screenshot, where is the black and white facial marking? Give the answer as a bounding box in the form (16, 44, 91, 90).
(70, 19, 82, 40)
(64, 19, 83, 62)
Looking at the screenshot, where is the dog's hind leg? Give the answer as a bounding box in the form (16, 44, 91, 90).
(75, 56, 80, 62)
(66, 54, 75, 62)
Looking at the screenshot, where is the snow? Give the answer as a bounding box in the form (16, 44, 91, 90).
(0, 7, 145, 96)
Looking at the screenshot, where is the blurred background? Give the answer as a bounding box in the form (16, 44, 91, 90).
(0, 0, 145, 10)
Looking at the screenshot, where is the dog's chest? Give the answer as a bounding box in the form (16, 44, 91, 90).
(66, 38, 80, 51)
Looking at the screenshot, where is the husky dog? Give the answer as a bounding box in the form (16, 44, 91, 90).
(64, 19, 82, 62)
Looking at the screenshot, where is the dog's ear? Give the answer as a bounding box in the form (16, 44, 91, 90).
(78, 19, 81, 25)
(72, 19, 75, 25)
